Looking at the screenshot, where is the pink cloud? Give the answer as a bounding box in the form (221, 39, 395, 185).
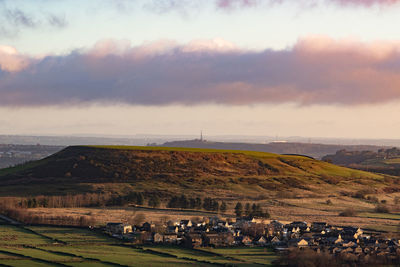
(0, 46, 30, 72)
(331, 0, 400, 6)
(216, 0, 260, 9)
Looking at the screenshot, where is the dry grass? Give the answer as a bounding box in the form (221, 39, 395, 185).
(29, 207, 227, 225)
(27, 194, 400, 234)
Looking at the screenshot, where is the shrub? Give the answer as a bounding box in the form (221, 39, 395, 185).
(375, 204, 390, 213)
(353, 188, 375, 199)
(339, 208, 357, 217)
(367, 196, 379, 203)
(148, 195, 160, 208)
(326, 199, 332, 205)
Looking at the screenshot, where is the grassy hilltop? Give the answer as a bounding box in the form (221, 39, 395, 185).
(0, 145, 395, 199)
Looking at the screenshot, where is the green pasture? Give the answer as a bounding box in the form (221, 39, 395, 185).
(27, 226, 117, 244)
(47, 245, 198, 266)
(0, 224, 278, 266)
(201, 246, 277, 266)
(0, 225, 51, 246)
(141, 244, 243, 265)
(358, 212, 400, 220)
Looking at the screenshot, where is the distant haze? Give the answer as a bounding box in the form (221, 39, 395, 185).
(1, 134, 400, 148)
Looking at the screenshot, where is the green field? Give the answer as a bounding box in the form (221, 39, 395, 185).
(383, 158, 400, 164)
(0, 224, 277, 266)
(359, 212, 400, 220)
(27, 226, 117, 244)
(141, 244, 246, 265)
(0, 225, 52, 246)
(201, 247, 277, 266)
(48, 245, 197, 266)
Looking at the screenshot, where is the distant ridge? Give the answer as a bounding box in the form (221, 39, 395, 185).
(159, 140, 387, 159)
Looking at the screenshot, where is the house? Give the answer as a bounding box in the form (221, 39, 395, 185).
(166, 226, 179, 234)
(289, 238, 309, 247)
(233, 229, 241, 237)
(167, 220, 179, 226)
(328, 234, 343, 245)
(311, 222, 327, 232)
(242, 235, 253, 246)
(180, 220, 193, 229)
(354, 228, 363, 239)
(217, 221, 230, 228)
(106, 223, 132, 235)
(185, 233, 203, 247)
(342, 240, 357, 248)
(297, 239, 309, 247)
(204, 232, 234, 247)
(288, 221, 308, 231)
(268, 220, 283, 235)
(341, 247, 354, 254)
(153, 233, 163, 243)
(254, 236, 268, 246)
(235, 216, 256, 227)
(271, 236, 281, 245)
(354, 246, 363, 254)
(163, 233, 179, 244)
(191, 226, 209, 233)
(341, 227, 362, 240)
(142, 222, 155, 232)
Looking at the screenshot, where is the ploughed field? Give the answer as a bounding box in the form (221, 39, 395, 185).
(0, 145, 394, 199)
(0, 224, 276, 266)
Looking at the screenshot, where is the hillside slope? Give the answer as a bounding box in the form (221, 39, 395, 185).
(0, 146, 395, 198)
(322, 148, 400, 176)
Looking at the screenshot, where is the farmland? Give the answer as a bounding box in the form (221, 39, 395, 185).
(0, 224, 276, 266)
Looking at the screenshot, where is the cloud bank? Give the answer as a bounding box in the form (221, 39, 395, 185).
(1, 37, 400, 106)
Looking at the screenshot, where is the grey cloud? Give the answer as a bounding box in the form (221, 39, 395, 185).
(47, 14, 67, 28)
(1, 39, 400, 106)
(5, 9, 37, 28)
(0, 1, 67, 38)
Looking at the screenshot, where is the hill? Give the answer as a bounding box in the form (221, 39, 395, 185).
(0, 145, 396, 199)
(322, 147, 400, 176)
(158, 140, 386, 159)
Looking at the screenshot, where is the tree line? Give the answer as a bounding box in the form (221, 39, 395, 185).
(234, 202, 270, 218)
(167, 195, 227, 213)
(0, 207, 96, 227)
(0, 193, 268, 218)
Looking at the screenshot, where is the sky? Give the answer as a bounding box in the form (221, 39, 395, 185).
(1, 0, 400, 139)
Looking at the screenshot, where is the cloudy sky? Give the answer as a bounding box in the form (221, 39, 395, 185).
(1, 0, 400, 138)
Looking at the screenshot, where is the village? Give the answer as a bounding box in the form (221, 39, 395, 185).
(104, 215, 400, 262)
